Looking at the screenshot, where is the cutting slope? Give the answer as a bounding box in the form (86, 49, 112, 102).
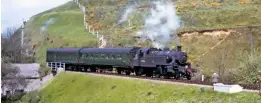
(21, 72, 261, 103)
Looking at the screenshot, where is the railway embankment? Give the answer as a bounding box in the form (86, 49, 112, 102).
(21, 72, 261, 103)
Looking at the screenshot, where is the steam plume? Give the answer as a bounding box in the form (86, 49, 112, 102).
(137, 0, 181, 49)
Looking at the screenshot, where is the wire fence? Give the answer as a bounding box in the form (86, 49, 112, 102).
(73, 0, 106, 48)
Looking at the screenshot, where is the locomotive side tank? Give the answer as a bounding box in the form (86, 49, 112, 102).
(132, 46, 192, 79)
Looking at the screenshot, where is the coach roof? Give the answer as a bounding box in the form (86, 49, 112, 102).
(47, 47, 137, 53)
(80, 47, 135, 53)
(47, 48, 82, 52)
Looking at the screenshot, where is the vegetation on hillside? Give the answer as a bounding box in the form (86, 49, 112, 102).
(79, 0, 261, 33)
(21, 73, 261, 103)
(25, 2, 97, 66)
(181, 27, 261, 83)
(24, 0, 261, 83)
(233, 52, 261, 84)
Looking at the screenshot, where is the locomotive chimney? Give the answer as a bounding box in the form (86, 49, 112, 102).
(177, 46, 182, 52)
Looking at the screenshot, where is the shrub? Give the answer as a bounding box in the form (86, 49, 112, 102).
(233, 51, 261, 84)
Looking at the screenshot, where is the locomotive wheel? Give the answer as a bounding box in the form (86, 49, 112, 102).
(175, 73, 181, 80)
(125, 71, 131, 75)
(186, 73, 191, 80)
(154, 67, 162, 78)
(135, 68, 143, 76)
(90, 67, 96, 72)
(117, 69, 122, 74)
(146, 73, 153, 77)
(145, 70, 153, 77)
(187, 75, 191, 80)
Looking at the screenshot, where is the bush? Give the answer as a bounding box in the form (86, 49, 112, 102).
(233, 51, 261, 84)
(19, 91, 42, 103)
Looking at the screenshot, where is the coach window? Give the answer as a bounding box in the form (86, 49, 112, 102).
(110, 54, 114, 59)
(108, 54, 110, 59)
(101, 53, 105, 59)
(111, 54, 115, 59)
(96, 54, 100, 59)
(99, 53, 102, 59)
(89, 54, 93, 59)
(80, 54, 84, 59)
(85, 54, 88, 59)
(67, 53, 70, 59)
(105, 54, 109, 59)
(117, 54, 121, 60)
(94, 54, 97, 59)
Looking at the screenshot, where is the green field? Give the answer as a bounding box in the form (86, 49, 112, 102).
(21, 72, 261, 103)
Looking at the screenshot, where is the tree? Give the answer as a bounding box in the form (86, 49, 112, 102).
(1, 27, 34, 63)
(1, 27, 29, 101)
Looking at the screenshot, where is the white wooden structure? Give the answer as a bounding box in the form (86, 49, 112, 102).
(214, 83, 243, 93)
(46, 62, 65, 72)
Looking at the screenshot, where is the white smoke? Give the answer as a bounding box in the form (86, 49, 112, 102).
(118, 6, 136, 25)
(41, 17, 55, 32)
(137, 1, 181, 49)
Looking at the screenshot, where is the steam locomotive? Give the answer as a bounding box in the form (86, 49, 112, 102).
(46, 46, 196, 80)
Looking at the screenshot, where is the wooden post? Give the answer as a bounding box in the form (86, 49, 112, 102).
(86, 24, 88, 29)
(92, 28, 95, 35)
(84, 14, 86, 26)
(96, 31, 99, 38)
(46, 62, 49, 68)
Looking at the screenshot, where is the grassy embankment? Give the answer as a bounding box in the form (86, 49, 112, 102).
(21, 72, 261, 103)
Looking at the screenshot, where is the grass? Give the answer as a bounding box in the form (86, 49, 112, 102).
(21, 72, 261, 103)
(25, 1, 97, 65)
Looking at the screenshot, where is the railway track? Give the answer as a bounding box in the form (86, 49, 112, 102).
(64, 70, 260, 92)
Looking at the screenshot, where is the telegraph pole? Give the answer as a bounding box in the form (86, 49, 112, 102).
(21, 20, 25, 47)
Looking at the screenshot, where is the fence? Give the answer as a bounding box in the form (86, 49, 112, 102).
(73, 0, 105, 48)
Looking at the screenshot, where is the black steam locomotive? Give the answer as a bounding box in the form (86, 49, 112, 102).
(46, 46, 196, 80)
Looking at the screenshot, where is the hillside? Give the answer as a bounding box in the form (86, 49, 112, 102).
(21, 72, 261, 103)
(81, 0, 261, 32)
(24, 0, 261, 80)
(24, 1, 97, 65)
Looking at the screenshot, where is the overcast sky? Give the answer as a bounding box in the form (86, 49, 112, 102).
(1, 0, 71, 33)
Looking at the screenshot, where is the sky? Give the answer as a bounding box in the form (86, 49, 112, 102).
(1, 0, 71, 33)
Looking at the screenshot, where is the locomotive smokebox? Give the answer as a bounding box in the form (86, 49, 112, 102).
(177, 46, 182, 52)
